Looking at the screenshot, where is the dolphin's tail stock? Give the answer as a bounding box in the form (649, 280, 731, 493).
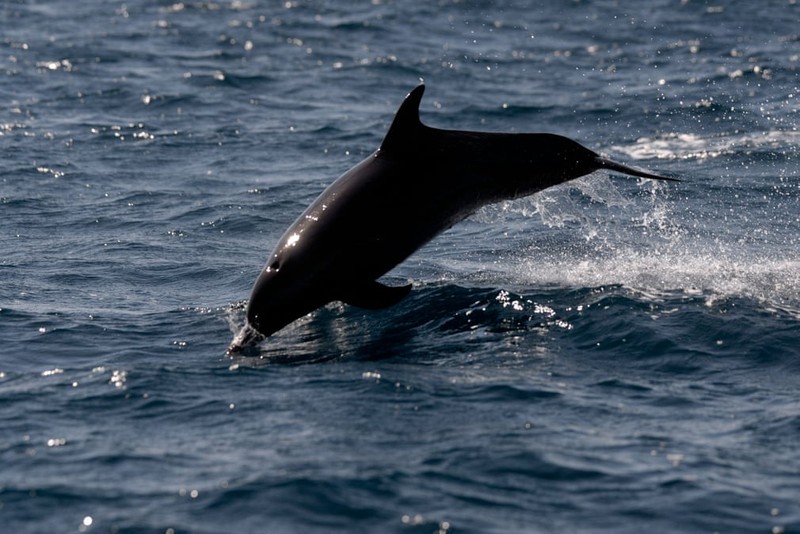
(595, 156, 680, 182)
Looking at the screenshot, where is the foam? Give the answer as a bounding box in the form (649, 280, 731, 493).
(474, 171, 800, 315)
(609, 130, 800, 161)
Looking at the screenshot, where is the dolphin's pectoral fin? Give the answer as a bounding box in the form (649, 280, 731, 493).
(339, 280, 412, 310)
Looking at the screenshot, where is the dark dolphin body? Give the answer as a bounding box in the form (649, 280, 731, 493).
(228, 84, 677, 354)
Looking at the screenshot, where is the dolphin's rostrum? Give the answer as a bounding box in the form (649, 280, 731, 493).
(228, 84, 677, 354)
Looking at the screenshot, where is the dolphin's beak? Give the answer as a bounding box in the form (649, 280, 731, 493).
(226, 323, 266, 356)
(595, 156, 680, 182)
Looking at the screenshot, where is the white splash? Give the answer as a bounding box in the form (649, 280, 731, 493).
(470, 167, 800, 316)
(610, 130, 800, 161)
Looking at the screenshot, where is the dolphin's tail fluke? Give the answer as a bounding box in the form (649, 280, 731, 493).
(595, 156, 680, 182)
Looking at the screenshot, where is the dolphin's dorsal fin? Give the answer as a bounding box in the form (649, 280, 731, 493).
(379, 84, 425, 152)
(338, 280, 412, 309)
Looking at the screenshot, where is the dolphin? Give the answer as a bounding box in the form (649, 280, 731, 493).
(227, 84, 677, 354)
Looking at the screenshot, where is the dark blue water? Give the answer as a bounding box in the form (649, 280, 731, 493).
(2, 1, 799, 532)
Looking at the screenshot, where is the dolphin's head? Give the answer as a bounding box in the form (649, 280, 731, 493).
(226, 256, 334, 355)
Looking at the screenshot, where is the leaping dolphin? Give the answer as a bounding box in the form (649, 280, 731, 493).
(227, 84, 677, 354)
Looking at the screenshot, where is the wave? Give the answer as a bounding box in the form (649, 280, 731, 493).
(224, 276, 800, 368)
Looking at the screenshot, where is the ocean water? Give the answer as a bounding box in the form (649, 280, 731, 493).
(2, 0, 799, 532)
